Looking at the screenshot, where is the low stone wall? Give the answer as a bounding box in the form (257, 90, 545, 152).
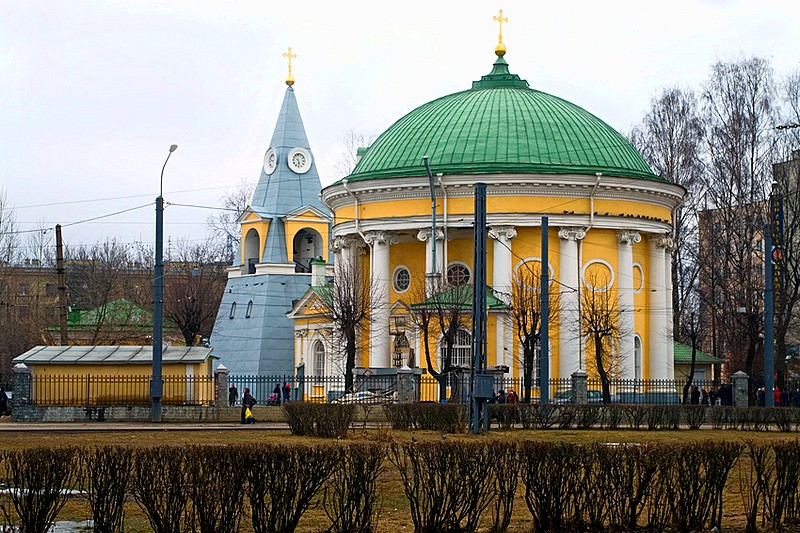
(11, 404, 223, 423)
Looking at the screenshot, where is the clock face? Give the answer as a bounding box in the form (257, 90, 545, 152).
(287, 147, 312, 174)
(263, 148, 277, 174)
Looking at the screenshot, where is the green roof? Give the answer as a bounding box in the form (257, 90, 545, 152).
(411, 285, 509, 311)
(673, 342, 723, 365)
(345, 55, 660, 183)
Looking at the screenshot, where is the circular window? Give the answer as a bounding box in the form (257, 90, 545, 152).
(632, 263, 644, 294)
(393, 266, 411, 293)
(446, 263, 471, 286)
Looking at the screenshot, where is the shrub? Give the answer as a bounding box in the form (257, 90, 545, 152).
(555, 405, 576, 429)
(184, 445, 246, 533)
(246, 444, 342, 533)
(622, 404, 647, 430)
(574, 405, 602, 430)
(390, 441, 502, 532)
(383, 403, 468, 433)
(682, 405, 706, 430)
(323, 443, 386, 533)
(519, 441, 583, 532)
(0, 447, 77, 533)
(601, 405, 624, 430)
(283, 402, 355, 438)
(519, 403, 559, 430)
(78, 446, 131, 533)
(131, 446, 189, 533)
(489, 404, 520, 429)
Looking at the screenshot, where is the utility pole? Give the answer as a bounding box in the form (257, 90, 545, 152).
(56, 224, 68, 345)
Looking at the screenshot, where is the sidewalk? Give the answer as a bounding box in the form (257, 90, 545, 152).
(0, 420, 290, 432)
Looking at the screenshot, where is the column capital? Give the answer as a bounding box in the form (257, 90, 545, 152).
(558, 227, 586, 241)
(488, 225, 517, 241)
(332, 235, 365, 252)
(416, 228, 444, 242)
(364, 230, 399, 247)
(617, 230, 642, 246)
(649, 233, 674, 251)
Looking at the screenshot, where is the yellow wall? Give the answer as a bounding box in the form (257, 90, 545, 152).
(284, 216, 331, 262)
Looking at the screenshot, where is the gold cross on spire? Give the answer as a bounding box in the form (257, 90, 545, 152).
(492, 9, 508, 56)
(283, 47, 296, 86)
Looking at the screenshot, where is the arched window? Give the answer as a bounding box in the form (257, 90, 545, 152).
(634, 335, 643, 381)
(229, 302, 236, 319)
(246, 300, 253, 318)
(521, 340, 541, 384)
(313, 340, 325, 376)
(442, 329, 472, 368)
(243, 228, 260, 274)
(292, 228, 323, 273)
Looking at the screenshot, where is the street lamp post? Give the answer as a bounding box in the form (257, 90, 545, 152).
(152, 144, 177, 422)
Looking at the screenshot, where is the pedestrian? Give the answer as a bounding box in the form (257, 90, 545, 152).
(282, 382, 291, 403)
(690, 384, 700, 405)
(506, 388, 519, 404)
(241, 387, 256, 424)
(494, 389, 506, 404)
(701, 388, 709, 406)
(228, 384, 238, 407)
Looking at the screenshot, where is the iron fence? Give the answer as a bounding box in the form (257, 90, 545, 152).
(585, 378, 735, 406)
(30, 374, 216, 407)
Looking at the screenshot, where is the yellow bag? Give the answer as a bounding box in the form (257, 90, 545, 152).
(245, 407, 253, 420)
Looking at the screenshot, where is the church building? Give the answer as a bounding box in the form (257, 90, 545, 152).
(289, 17, 684, 389)
(213, 14, 684, 390)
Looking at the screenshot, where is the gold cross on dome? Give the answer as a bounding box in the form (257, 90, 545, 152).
(283, 47, 296, 77)
(493, 9, 508, 44)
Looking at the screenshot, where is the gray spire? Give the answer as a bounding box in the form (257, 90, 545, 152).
(250, 86, 325, 216)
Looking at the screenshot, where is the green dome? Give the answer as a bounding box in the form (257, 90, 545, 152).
(347, 56, 661, 183)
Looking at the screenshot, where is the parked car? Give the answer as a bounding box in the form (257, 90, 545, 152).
(612, 391, 681, 405)
(331, 389, 396, 405)
(553, 389, 604, 404)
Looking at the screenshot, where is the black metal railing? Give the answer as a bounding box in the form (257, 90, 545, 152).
(30, 374, 216, 407)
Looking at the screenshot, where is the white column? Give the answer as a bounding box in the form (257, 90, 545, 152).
(488, 226, 517, 303)
(364, 231, 397, 368)
(558, 227, 585, 378)
(617, 230, 641, 379)
(416, 228, 444, 276)
(648, 235, 672, 379)
(664, 242, 675, 380)
(489, 226, 516, 370)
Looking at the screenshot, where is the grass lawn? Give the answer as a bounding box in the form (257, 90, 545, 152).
(0, 426, 797, 532)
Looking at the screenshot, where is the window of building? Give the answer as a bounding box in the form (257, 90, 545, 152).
(634, 335, 643, 381)
(393, 266, 411, 293)
(246, 300, 253, 318)
(446, 263, 471, 286)
(442, 329, 472, 367)
(229, 302, 236, 319)
(313, 340, 325, 376)
(522, 341, 541, 384)
(18, 283, 28, 296)
(45, 283, 57, 297)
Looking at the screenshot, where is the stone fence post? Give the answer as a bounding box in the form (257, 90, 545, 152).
(732, 371, 750, 407)
(571, 370, 588, 404)
(396, 367, 417, 403)
(215, 364, 229, 409)
(12, 363, 32, 422)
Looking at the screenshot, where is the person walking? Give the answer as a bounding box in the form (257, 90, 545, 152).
(241, 387, 256, 424)
(228, 384, 238, 407)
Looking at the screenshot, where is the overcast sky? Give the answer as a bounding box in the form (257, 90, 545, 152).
(1, 0, 798, 252)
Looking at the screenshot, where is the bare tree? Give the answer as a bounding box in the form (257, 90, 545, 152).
(23, 222, 55, 268)
(511, 263, 559, 403)
(333, 130, 377, 179)
(65, 240, 150, 344)
(630, 87, 705, 339)
(163, 239, 228, 346)
(579, 272, 625, 403)
(698, 57, 778, 383)
(0, 189, 19, 265)
(408, 278, 472, 402)
(320, 255, 372, 392)
(206, 179, 256, 260)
